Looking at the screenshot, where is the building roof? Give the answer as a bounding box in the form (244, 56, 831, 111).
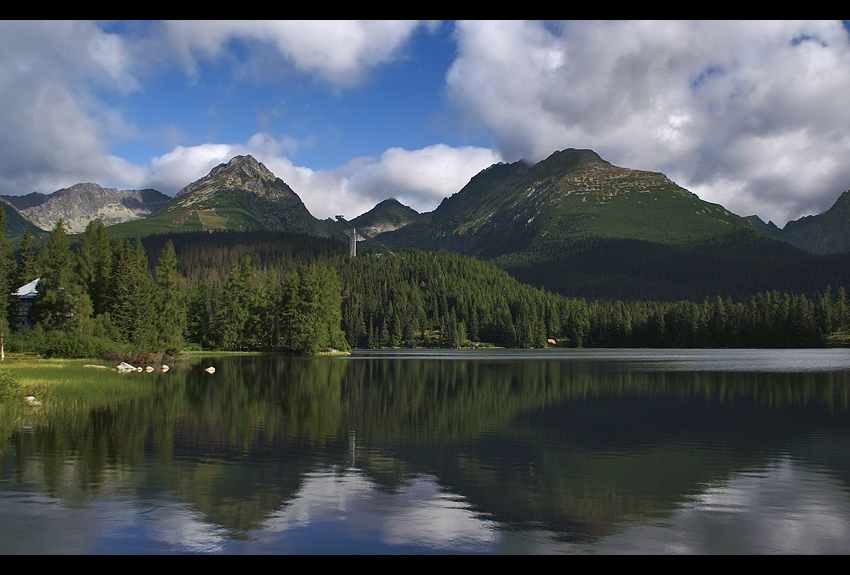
(12, 278, 39, 298)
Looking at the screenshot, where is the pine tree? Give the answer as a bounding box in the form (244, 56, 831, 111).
(153, 240, 185, 353)
(836, 286, 848, 332)
(0, 207, 15, 359)
(30, 219, 91, 333)
(76, 220, 112, 316)
(13, 226, 37, 290)
(278, 263, 348, 354)
(214, 256, 256, 350)
(185, 281, 214, 350)
(104, 237, 155, 347)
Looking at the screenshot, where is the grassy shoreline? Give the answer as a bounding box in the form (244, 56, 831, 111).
(0, 355, 167, 450)
(0, 349, 349, 402)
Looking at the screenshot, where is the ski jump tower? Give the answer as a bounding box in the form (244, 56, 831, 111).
(335, 216, 395, 257)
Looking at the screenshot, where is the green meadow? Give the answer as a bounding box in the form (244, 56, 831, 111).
(0, 357, 162, 446)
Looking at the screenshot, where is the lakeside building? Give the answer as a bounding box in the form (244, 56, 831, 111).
(12, 278, 39, 331)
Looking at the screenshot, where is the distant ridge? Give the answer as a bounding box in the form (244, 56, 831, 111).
(0, 199, 47, 241)
(3, 148, 850, 302)
(1, 183, 170, 234)
(774, 190, 850, 255)
(350, 198, 419, 237)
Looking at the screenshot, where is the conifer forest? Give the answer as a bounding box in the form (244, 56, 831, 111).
(2, 207, 849, 360)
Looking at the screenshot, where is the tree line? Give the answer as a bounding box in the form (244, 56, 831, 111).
(336, 249, 849, 349)
(1, 209, 848, 359)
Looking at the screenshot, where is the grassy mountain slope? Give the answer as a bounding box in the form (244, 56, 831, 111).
(381, 149, 762, 260)
(106, 156, 337, 240)
(379, 149, 847, 302)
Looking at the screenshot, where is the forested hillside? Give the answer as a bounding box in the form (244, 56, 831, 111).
(2, 214, 848, 359)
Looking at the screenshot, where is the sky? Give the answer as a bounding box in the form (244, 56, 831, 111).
(2, 20, 850, 227)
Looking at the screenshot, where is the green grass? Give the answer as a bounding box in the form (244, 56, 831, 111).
(0, 357, 160, 402)
(546, 185, 747, 245)
(0, 357, 165, 451)
(102, 208, 206, 238)
(101, 192, 282, 239)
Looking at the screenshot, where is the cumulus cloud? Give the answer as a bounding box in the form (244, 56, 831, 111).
(0, 21, 142, 194)
(446, 20, 850, 226)
(141, 136, 500, 221)
(5, 20, 850, 231)
(0, 20, 460, 217)
(159, 20, 431, 87)
(342, 145, 503, 214)
(260, 141, 501, 220)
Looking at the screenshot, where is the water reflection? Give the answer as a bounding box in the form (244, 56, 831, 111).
(587, 458, 850, 554)
(2, 349, 850, 553)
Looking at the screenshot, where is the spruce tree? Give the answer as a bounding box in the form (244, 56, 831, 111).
(30, 219, 91, 333)
(104, 237, 155, 348)
(0, 207, 15, 359)
(153, 240, 185, 353)
(13, 226, 37, 290)
(77, 220, 111, 316)
(277, 270, 305, 352)
(185, 281, 214, 350)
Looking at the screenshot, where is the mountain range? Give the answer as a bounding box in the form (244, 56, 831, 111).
(1, 183, 170, 236)
(3, 149, 850, 301)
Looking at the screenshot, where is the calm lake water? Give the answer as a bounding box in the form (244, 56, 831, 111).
(2, 348, 849, 554)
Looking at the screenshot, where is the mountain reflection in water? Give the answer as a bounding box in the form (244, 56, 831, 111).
(1, 349, 849, 554)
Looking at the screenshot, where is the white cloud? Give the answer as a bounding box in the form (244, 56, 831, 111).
(5, 20, 850, 231)
(159, 20, 430, 86)
(265, 142, 501, 220)
(0, 21, 141, 195)
(447, 20, 850, 226)
(142, 137, 501, 221)
(147, 143, 242, 194)
(0, 19, 453, 214)
(343, 144, 503, 215)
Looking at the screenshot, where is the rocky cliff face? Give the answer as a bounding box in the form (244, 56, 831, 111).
(2, 183, 170, 233)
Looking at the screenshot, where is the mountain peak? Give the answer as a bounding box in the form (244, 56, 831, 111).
(208, 155, 273, 180)
(171, 155, 300, 209)
(351, 197, 419, 237)
(381, 147, 752, 260)
(543, 147, 606, 165)
(154, 155, 332, 237)
(778, 188, 850, 254)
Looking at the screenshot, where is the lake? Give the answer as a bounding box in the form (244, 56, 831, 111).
(2, 348, 849, 554)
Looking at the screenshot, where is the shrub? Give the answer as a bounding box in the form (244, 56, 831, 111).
(0, 369, 21, 404)
(35, 330, 115, 359)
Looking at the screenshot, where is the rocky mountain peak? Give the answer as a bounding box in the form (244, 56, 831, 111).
(151, 155, 333, 237)
(207, 155, 275, 183)
(170, 154, 298, 211)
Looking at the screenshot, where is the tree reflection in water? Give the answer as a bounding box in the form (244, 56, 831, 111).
(2, 349, 849, 553)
